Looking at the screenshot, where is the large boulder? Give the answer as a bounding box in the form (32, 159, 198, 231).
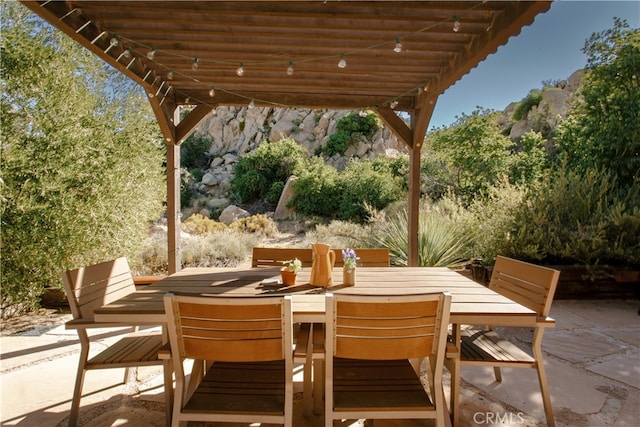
(274, 175, 298, 220)
(218, 205, 250, 225)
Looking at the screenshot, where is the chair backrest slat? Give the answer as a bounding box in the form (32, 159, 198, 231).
(165, 294, 291, 362)
(61, 257, 135, 321)
(489, 256, 560, 317)
(251, 247, 390, 268)
(251, 247, 314, 268)
(334, 248, 390, 267)
(328, 293, 450, 361)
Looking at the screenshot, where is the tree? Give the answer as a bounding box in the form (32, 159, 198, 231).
(557, 18, 640, 190)
(0, 2, 166, 317)
(427, 108, 513, 202)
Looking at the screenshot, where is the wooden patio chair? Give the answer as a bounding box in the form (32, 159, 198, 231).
(334, 247, 390, 267)
(324, 291, 452, 427)
(294, 247, 391, 416)
(251, 246, 314, 268)
(61, 257, 172, 427)
(163, 293, 294, 427)
(445, 255, 560, 426)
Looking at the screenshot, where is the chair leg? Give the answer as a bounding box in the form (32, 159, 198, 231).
(302, 353, 313, 417)
(312, 359, 323, 415)
(533, 330, 555, 427)
(449, 358, 461, 427)
(493, 366, 502, 382)
(163, 359, 173, 427)
(69, 366, 86, 427)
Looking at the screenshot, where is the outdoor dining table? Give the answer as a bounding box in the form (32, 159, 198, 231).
(93, 265, 538, 426)
(94, 265, 537, 326)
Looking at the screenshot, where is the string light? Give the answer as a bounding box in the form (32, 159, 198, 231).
(87, 3, 485, 111)
(338, 54, 347, 68)
(393, 37, 402, 53)
(453, 15, 461, 32)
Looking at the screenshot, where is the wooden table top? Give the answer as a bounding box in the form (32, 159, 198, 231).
(94, 266, 536, 326)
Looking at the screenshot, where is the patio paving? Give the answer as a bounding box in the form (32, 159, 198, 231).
(1, 299, 638, 426)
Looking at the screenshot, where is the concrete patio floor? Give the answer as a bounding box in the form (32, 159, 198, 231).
(1, 299, 638, 426)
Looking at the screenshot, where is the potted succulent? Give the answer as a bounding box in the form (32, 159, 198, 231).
(281, 258, 302, 286)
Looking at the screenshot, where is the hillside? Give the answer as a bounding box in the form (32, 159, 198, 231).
(182, 70, 584, 217)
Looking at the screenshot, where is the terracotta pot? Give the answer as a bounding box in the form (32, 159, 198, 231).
(280, 268, 297, 286)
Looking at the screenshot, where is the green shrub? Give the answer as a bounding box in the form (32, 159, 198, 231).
(180, 134, 211, 170)
(323, 112, 379, 156)
(230, 138, 307, 203)
(506, 167, 640, 266)
(182, 213, 228, 234)
(267, 181, 285, 205)
(324, 130, 351, 157)
(289, 158, 340, 217)
(460, 181, 527, 265)
(229, 214, 278, 236)
(513, 90, 542, 121)
(336, 159, 404, 223)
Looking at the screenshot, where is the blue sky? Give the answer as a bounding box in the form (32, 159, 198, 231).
(429, 0, 640, 130)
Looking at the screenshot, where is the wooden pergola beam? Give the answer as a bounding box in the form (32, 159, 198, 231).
(19, 0, 552, 271)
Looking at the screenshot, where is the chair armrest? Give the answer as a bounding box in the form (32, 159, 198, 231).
(536, 316, 556, 328)
(158, 342, 172, 360)
(445, 340, 459, 359)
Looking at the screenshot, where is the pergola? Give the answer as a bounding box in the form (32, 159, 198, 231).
(21, 1, 551, 272)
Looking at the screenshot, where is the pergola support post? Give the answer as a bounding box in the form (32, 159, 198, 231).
(407, 146, 421, 267)
(166, 142, 181, 274)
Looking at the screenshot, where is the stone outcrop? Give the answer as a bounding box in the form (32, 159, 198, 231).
(188, 107, 408, 214)
(506, 69, 584, 140)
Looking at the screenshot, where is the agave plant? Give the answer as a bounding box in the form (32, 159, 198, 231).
(374, 206, 473, 267)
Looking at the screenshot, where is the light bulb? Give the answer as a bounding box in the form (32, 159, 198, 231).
(147, 48, 156, 60)
(185, 97, 190, 104)
(236, 63, 245, 76)
(192, 58, 199, 71)
(287, 61, 294, 76)
(209, 87, 215, 97)
(248, 99, 255, 109)
(453, 16, 461, 32)
(109, 36, 118, 47)
(123, 47, 132, 58)
(338, 54, 347, 69)
(394, 38, 402, 53)
(167, 69, 174, 80)
(390, 100, 399, 109)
